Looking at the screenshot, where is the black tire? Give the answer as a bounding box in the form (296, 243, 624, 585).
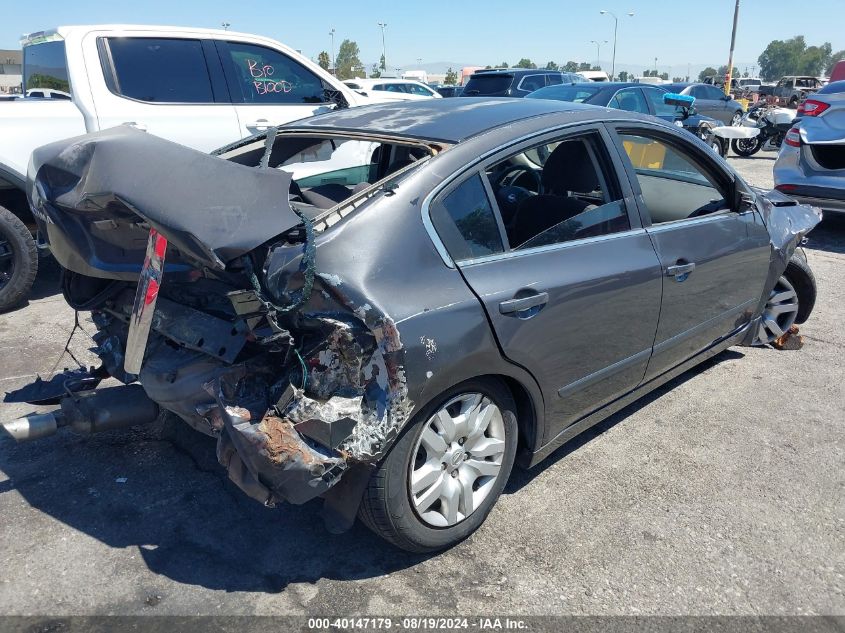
(730, 110, 743, 126)
(784, 255, 816, 324)
(731, 137, 763, 157)
(789, 96, 799, 109)
(359, 377, 518, 553)
(0, 204, 38, 312)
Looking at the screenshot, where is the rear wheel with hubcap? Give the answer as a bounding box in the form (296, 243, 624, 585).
(359, 377, 518, 552)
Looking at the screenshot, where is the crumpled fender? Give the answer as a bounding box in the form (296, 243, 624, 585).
(743, 189, 822, 343)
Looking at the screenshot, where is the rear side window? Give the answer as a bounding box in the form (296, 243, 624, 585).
(463, 74, 513, 95)
(223, 41, 325, 104)
(107, 38, 214, 103)
(431, 174, 504, 260)
(24, 41, 71, 96)
(518, 74, 546, 92)
(609, 89, 648, 113)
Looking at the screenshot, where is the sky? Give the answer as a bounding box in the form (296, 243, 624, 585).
(2, 0, 843, 77)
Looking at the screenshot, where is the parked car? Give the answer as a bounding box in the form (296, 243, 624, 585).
(461, 68, 586, 98)
(775, 84, 845, 217)
(0, 24, 376, 312)
(526, 82, 728, 156)
(579, 70, 610, 82)
(759, 76, 823, 108)
(343, 78, 441, 101)
(660, 83, 745, 125)
(797, 79, 845, 117)
(437, 85, 464, 98)
(7, 98, 819, 552)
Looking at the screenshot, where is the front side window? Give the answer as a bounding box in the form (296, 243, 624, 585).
(485, 132, 629, 249)
(107, 37, 213, 103)
(619, 132, 728, 223)
(24, 41, 71, 96)
(643, 88, 676, 116)
(224, 41, 325, 104)
(431, 174, 504, 260)
(546, 73, 563, 86)
(609, 89, 648, 113)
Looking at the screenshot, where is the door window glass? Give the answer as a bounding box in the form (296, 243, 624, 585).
(704, 85, 726, 100)
(690, 85, 707, 99)
(224, 41, 325, 104)
(619, 133, 728, 223)
(107, 38, 214, 103)
(430, 174, 504, 260)
(642, 87, 676, 116)
(485, 132, 629, 249)
(518, 75, 546, 92)
(24, 41, 71, 97)
(407, 83, 433, 96)
(546, 73, 563, 85)
(608, 89, 648, 113)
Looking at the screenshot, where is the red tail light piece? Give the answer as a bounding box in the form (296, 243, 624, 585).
(775, 184, 798, 192)
(784, 127, 802, 147)
(797, 99, 830, 117)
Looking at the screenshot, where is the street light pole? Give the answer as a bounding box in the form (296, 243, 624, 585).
(600, 9, 634, 80)
(377, 22, 387, 71)
(590, 40, 608, 69)
(329, 28, 336, 73)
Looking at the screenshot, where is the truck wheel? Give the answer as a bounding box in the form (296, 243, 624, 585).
(789, 96, 799, 109)
(0, 205, 38, 312)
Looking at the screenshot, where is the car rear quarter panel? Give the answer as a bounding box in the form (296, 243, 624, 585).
(311, 163, 547, 453)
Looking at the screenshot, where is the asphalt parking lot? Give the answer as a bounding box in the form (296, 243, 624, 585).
(0, 155, 842, 617)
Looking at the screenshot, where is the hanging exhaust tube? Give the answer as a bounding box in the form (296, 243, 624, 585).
(1, 385, 159, 442)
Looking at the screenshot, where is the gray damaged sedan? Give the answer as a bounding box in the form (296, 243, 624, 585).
(5, 99, 821, 552)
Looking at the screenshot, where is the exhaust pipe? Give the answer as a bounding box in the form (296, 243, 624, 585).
(2, 412, 61, 442)
(1, 384, 159, 442)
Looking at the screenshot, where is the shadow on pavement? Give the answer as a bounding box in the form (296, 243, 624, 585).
(505, 348, 746, 494)
(805, 216, 845, 255)
(0, 417, 430, 593)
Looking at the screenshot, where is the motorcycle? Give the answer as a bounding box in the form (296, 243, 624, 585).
(728, 105, 795, 156)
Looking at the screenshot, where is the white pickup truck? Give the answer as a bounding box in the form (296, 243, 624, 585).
(0, 24, 376, 311)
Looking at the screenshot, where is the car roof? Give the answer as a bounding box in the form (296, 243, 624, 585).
(279, 97, 619, 143)
(473, 68, 562, 76)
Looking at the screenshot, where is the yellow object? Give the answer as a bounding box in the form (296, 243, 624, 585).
(737, 98, 750, 111)
(623, 139, 666, 170)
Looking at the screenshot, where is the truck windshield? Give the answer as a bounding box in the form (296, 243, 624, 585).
(23, 41, 71, 97)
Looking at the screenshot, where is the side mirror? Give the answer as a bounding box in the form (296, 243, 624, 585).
(722, 94, 732, 101)
(735, 189, 755, 213)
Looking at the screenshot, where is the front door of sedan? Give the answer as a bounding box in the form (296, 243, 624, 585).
(429, 126, 663, 440)
(611, 126, 771, 380)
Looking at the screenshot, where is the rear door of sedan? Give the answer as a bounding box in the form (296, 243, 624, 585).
(427, 124, 663, 440)
(607, 123, 771, 379)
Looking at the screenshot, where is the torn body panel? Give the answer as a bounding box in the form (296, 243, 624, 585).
(740, 188, 823, 345)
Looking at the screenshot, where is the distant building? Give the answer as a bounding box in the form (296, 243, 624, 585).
(0, 49, 22, 94)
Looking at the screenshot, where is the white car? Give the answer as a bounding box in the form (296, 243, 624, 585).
(343, 78, 442, 101)
(0, 24, 378, 311)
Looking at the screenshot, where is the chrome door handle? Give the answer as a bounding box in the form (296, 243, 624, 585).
(666, 261, 696, 281)
(248, 119, 273, 130)
(499, 292, 549, 314)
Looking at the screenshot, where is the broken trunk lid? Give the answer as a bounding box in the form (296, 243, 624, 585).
(28, 125, 301, 273)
